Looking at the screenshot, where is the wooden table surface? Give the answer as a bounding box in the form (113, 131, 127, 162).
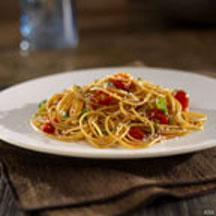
(0, 2, 216, 215)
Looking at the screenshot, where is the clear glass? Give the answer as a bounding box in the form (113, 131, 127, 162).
(19, 0, 78, 51)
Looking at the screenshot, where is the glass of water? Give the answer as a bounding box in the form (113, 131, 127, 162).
(19, 0, 78, 51)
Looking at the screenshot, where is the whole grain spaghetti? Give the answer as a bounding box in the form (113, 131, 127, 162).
(31, 73, 207, 148)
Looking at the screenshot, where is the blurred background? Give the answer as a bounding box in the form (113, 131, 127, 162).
(0, 0, 216, 86)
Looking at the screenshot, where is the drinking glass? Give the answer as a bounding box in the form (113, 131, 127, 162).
(19, 0, 78, 51)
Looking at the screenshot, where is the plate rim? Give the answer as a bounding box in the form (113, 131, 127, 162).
(1, 66, 215, 95)
(0, 66, 216, 159)
(0, 126, 216, 159)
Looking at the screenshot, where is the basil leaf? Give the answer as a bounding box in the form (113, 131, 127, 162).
(62, 111, 68, 118)
(74, 85, 81, 90)
(82, 108, 87, 115)
(38, 99, 47, 109)
(102, 130, 108, 135)
(155, 97, 168, 114)
(105, 81, 114, 86)
(154, 120, 159, 131)
(81, 108, 88, 121)
(109, 127, 114, 132)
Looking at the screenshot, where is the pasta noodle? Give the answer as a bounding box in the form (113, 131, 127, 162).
(31, 73, 207, 148)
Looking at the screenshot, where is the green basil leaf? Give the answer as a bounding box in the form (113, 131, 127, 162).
(105, 81, 114, 86)
(62, 111, 68, 118)
(81, 108, 88, 121)
(102, 130, 108, 135)
(154, 120, 159, 131)
(155, 97, 168, 114)
(74, 85, 81, 90)
(82, 108, 87, 115)
(38, 99, 47, 109)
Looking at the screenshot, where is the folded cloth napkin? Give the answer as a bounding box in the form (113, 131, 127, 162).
(0, 141, 216, 216)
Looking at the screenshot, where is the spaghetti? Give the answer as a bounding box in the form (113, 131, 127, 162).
(31, 73, 207, 148)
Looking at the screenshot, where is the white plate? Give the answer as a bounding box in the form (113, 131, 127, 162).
(0, 67, 216, 159)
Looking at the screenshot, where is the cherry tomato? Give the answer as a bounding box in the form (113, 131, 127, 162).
(108, 73, 134, 90)
(42, 122, 55, 134)
(114, 73, 130, 79)
(148, 109, 168, 124)
(129, 127, 146, 140)
(54, 117, 59, 123)
(90, 91, 113, 106)
(91, 104, 99, 110)
(174, 90, 189, 111)
(45, 116, 58, 123)
(108, 78, 134, 91)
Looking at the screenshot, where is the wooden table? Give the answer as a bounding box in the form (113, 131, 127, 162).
(0, 2, 216, 215)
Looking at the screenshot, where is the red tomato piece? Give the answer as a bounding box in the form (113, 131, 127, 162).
(148, 109, 168, 124)
(90, 91, 113, 106)
(91, 104, 98, 110)
(109, 78, 134, 91)
(109, 73, 134, 90)
(129, 127, 146, 140)
(174, 90, 189, 111)
(54, 117, 59, 123)
(114, 73, 130, 79)
(42, 122, 55, 134)
(46, 116, 58, 123)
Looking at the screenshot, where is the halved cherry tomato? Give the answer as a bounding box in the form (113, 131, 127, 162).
(54, 117, 59, 123)
(114, 73, 130, 79)
(129, 127, 146, 140)
(108, 73, 134, 90)
(174, 90, 189, 111)
(90, 91, 113, 106)
(108, 78, 134, 91)
(46, 116, 58, 123)
(148, 108, 168, 124)
(42, 122, 55, 134)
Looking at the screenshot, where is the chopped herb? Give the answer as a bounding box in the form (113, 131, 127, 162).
(74, 85, 81, 90)
(155, 97, 168, 114)
(62, 111, 68, 118)
(38, 109, 48, 114)
(81, 108, 88, 121)
(154, 120, 159, 131)
(82, 108, 88, 115)
(105, 81, 114, 86)
(102, 130, 108, 135)
(137, 77, 142, 81)
(109, 127, 114, 132)
(38, 99, 47, 109)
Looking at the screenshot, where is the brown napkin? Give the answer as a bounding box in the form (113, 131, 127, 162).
(1, 140, 216, 216)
